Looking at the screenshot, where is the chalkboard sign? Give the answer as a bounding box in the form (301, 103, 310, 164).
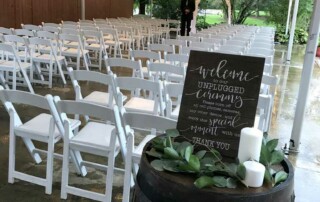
(177, 51, 265, 158)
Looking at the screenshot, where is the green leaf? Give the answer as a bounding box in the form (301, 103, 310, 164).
(146, 148, 162, 158)
(260, 144, 271, 166)
(212, 176, 227, 188)
(195, 150, 207, 160)
(266, 139, 279, 152)
(194, 176, 214, 189)
(177, 141, 192, 157)
(209, 149, 222, 162)
(184, 145, 193, 162)
(162, 160, 180, 172)
(165, 136, 173, 148)
(236, 163, 246, 180)
(264, 169, 273, 185)
(226, 178, 237, 188)
(150, 160, 164, 171)
(226, 163, 237, 175)
(164, 147, 180, 160)
(188, 155, 200, 172)
(274, 171, 288, 185)
(270, 151, 284, 165)
(165, 128, 180, 137)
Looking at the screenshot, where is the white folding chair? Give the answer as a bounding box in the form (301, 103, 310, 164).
(181, 45, 210, 55)
(105, 57, 143, 78)
(0, 43, 34, 93)
(147, 61, 186, 84)
(129, 49, 161, 77)
(260, 74, 279, 131)
(3, 34, 31, 61)
(167, 19, 180, 38)
(0, 87, 83, 194)
(163, 81, 184, 119)
(14, 29, 36, 38)
(42, 22, 61, 27)
(59, 33, 90, 71)
(42, 26, 61, 34)
(189, 41, 216, 52)
(118, 109, 177, 202)
(28, 37, 67, 87)
(0, 27, 14, 35)
(56, 98, 121, 202)
(164, 53, 189, 68)
(255, 94, 272, 132)
(148, 43, 175, 58)
(115, 25, 135, 54)
(82, 30, 109, 70)
(21, 24, 42, 31)
(115, 77, 165, 116)
(162, 38, 186, 54)
(100, 28, 123, 58)
(68, 67, 117, 107)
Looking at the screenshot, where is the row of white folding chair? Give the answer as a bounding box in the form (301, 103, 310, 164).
(68, 67, 165, 116)
(3, 29, 90, 72)
(0, 43, 35, 93)
(25, 22, 153, 52)
(129, 49, 188, 79)
(0, 86, 124, 201)
(0, 86, 87, 195)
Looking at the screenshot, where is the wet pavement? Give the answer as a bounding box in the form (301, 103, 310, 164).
(0, 44, 320, 201)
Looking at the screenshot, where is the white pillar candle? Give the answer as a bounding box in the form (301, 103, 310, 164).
(238, 127, 263, 163)
(243, 161, 266, 187)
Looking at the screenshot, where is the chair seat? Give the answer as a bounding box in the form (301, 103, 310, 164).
(83, 91, 112, 106)
(86, 43, 102, 51)
(124, 97, 155, 114)
(65, 41, 79, 48)
(132, 134, 156, 159)
(71, 121, 119, 152)
(15, 113, 80, 141)
(0, 61, 31, 71)
(33, 54, 65, 63)
(62, 48, 89, 57)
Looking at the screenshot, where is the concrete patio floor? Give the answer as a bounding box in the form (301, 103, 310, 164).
(0, 44, 319, 201)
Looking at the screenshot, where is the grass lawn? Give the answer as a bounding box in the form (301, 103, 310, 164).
(202, 14, 273, 27)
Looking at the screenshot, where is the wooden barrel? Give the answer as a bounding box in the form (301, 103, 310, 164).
(134, 141, 295, 202)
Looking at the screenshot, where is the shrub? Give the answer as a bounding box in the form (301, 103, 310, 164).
(275, 26, 309, 45)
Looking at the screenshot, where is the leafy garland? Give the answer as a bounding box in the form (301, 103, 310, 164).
(146, 129, 288, 189)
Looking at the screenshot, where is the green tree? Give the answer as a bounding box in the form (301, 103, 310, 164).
(152, 0, 181, 20)
(266, 0, 313, 30)
(221, 0, 258, 24)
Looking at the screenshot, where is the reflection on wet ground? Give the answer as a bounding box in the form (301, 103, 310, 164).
(0, 44, 319, 201)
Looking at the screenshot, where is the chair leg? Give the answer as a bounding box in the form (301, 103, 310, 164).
(20, 69, 34, 94)
(105, 133, 117, 202)
(61, 132, 70, 199)
(122, 134, 134, 202)
(45, 136, 54, 194)
(8, 115, 16, 184)
(56, 59, 67, 85)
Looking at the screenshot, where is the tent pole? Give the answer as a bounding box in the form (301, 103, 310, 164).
(289, 0, 320, 152)
(286, 0, 300, 62)
(81, 0, 85, 20)
(285, 0, 293, 35)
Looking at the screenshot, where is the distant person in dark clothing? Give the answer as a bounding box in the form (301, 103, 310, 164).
(180, 0, 195, 36)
